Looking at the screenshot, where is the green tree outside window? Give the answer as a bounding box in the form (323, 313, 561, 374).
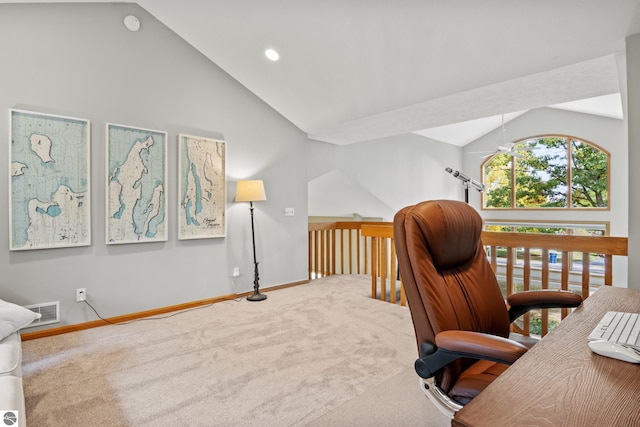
(483, 136, 609, 209)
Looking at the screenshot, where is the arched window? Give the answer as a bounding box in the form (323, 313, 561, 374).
(482, 136, 609, 209)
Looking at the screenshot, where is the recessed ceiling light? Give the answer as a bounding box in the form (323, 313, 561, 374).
(265, 48, 280, 61)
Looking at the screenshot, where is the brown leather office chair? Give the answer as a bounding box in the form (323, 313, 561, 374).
(394, 200, 582, 416)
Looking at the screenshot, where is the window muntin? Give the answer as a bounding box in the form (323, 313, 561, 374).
(483, 136, 609, 209)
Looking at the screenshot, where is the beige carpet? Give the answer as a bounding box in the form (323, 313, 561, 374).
(21, 275, 449, 426)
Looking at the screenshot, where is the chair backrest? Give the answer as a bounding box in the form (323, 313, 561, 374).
(394, 200, 510, 392)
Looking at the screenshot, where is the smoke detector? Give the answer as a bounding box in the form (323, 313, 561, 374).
(124, 15, 141, 32)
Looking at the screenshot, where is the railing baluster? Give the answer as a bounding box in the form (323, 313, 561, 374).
(541, 249, 549, 336)
(489, 245, 498, 274)
(332, 229, 337, 275)
(317, 230, 322, 277)
(320, 230, 326, 277)
(561, 251, 570, 319)
(523, 248, 531, 335)
(390, 238, 397, 304)
(381, 237, 387, 302)
(506, 247, 514, 296)
(363, 231, 369, 275)
(313, 230, 318, 278)
(308, 230, 313, 280)
(605, 254, 613, 286)
(582, 252, 590, 297)
(370, 236, 378, 299)
(337, 229, 341, 274)
(348, 229, 353, 274)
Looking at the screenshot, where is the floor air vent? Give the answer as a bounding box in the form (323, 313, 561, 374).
(23, 301, 60, 328)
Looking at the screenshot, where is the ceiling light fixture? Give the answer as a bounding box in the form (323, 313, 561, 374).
(265, 48, 280, 61)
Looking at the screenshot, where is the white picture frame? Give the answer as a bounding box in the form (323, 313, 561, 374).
(178, 134, 226, 240)
(106, 123, 168, 244)
(9, 109, 91, 251)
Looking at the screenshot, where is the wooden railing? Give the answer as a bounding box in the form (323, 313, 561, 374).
(309, 221, 628, 336)
(361, 224, 406, 306)
(482, 231, 628, 336)
(308, 221, 389, 278)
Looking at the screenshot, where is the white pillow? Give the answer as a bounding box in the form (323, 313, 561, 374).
(0, 300, 41, 341)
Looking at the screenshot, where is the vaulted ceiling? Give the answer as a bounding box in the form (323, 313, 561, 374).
(6, 1, 640, 146)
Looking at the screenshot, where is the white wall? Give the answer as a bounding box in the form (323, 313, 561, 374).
(0, 3, 309, 328)
(627, 33, 640, 291)
(308, 133, 462, 221)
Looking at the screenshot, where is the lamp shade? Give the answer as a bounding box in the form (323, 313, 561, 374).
(235, 180, 267, 202)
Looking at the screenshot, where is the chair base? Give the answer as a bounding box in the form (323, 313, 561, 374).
(419, 377, 463, 418)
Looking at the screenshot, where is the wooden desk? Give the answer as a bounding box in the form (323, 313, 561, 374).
(452, 286, 640, 427)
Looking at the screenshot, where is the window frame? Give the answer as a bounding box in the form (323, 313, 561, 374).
(481, 134, 611, 211)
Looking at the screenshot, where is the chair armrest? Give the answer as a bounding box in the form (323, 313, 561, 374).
(414, 331, 527, 379)
(507, 290, 582, 322)
(435, 330, 528, 363)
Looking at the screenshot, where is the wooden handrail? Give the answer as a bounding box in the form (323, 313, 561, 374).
(481, 232, 628, 255)
(309, 221, 629, 337)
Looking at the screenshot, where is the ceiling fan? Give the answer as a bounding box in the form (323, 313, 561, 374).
(491, 143, 531, 159)
(470, 114, 533, 159)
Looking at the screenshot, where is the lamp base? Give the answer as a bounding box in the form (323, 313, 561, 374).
(247, 292, 267, 302)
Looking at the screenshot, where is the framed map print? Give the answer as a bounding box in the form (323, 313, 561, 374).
(106, 124, 167, 244)
(10, 109, 91, 251)
(178, 134, 226, 240)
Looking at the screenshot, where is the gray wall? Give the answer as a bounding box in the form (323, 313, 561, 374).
(627, 33, 640, 291)
(0, 3, 309, 328)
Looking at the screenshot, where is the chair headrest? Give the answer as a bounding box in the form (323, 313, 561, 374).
(408, 200, 482, 270)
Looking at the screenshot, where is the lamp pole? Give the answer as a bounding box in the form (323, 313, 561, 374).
(247, 201, 266, 301)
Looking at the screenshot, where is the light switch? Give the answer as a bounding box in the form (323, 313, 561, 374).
(284, 208, 295, 216)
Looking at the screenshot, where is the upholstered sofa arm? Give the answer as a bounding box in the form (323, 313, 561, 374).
(507, 290, 583, 322)
(414, 331, 528, 379)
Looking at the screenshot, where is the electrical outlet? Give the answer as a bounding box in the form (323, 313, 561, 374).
(76, 288, 86, 302)
(232, 267, 240, 277)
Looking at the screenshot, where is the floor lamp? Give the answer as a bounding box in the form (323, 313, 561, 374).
(236, 180, 267, 301)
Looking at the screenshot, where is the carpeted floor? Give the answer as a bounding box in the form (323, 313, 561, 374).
(21, 275, 449, 426)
